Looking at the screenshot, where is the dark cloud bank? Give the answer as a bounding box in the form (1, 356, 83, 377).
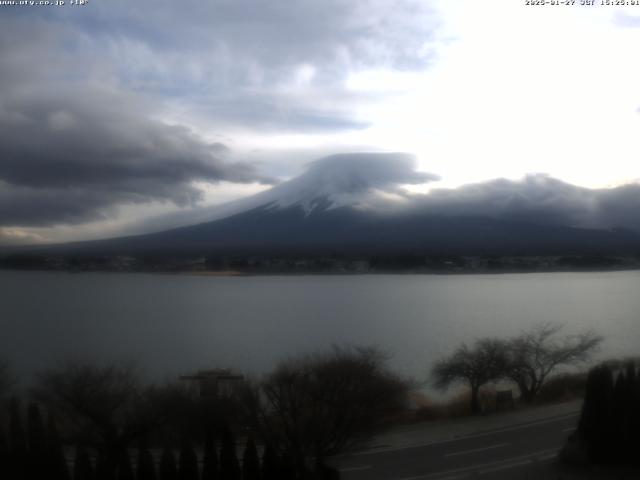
(0, 20, 274, 228)
(0, 88, 274, 226)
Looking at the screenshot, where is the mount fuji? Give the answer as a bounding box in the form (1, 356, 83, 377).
(21, 153, 640, 258)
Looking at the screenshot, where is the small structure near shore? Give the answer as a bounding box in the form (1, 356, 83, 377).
(180, 368, 244, 398)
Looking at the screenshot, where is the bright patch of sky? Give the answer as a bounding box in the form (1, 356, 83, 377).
(182, 0, 640, 195)
(363, 0, 640, 190)
(225, 0, 640, 191)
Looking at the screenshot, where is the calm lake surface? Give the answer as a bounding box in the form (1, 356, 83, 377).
(1, 270, 639, 384)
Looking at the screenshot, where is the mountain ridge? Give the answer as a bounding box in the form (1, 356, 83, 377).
(15, 200, 640, 258)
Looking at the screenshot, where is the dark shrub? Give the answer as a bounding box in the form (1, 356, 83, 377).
(219, 426, 240, 480)
(116, 452, 134, 480)
(536, 372, 587, 403)
(201, 431, 218, 480)
(159, 447, 178, 480)
(178, 438, 199, 480)
(46, 411, 70, 480)
(137, 438, 157, 480)
(261, 443, 279, 480)
(74, 447, 95, 480)
(575, 363, 640, 465)
(242, 436, 260, 480)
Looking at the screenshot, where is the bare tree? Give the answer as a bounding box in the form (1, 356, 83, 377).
(431, 338, 508, 415)
(506, 322, 602, 403)
(32, 362, 165, 469)
(242, 346, 409, 478)
(0, 358, 12, 398)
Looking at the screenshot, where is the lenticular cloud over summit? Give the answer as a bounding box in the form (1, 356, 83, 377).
(300, 153, 440, 194)
(259, 153, 440, 213)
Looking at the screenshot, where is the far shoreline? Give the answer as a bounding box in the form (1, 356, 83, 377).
(3, 265, 640, 277)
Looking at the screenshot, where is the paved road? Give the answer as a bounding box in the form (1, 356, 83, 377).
(333, 412, 579, 480)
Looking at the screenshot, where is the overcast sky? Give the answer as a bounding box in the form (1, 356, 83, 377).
(1, 0, 639, 244)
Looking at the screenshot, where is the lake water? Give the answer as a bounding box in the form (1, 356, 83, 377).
(1, 270, 639, 386)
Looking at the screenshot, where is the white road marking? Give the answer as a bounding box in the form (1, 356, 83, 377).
(425, 476, 462, 480)
(393, 447, 559, 480)
(478, 452, 556, 475)
(339, 465, 372, 472)
(562, 426, 576, 432)
(444, 442, 508, 458)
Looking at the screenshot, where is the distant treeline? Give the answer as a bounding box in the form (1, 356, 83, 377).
(2, 252, 640, 273)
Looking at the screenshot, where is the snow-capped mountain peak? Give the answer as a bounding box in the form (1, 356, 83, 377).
(249, 152, 439, 215)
